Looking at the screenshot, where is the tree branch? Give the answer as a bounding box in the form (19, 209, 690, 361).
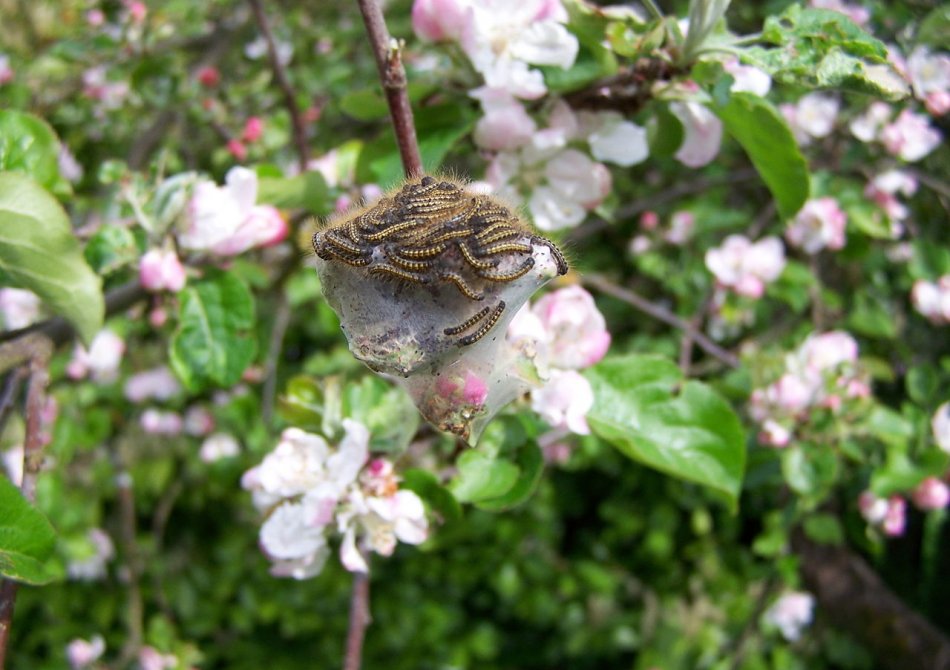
(582, 274, 740, 369)
(343, 571, 371, 670)
(0, 336, 52, 667)
(793, 531, 950, 670)
(356, 0, 423, 178)
(248, 0, 310, 172)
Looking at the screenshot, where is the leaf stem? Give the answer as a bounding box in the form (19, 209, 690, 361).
(343, 570, 371, 670)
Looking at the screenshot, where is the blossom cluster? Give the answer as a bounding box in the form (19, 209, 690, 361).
(507, 285, 610, 444)
(706, 235, 786, 299)
(241, 420, 428, 579)
(749, 331, 870, 448)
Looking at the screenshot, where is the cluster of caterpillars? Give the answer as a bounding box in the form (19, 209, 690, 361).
(313, 176, 568, 346)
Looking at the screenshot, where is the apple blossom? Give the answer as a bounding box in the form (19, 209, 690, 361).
(865, 170, 917, 223)
(786, 197, 847, 254)
(912, 477, 950, 511)
(797, 331, 859, 372)
(670, 101, 723, 168)
(586, 111, 649, 167)
(759, 419, 792, 448)
(138, 646, 178, 670)
(723, 58, 772, 97)
(66, 636, 105, 669)
(183, 406, 215, 436)
(124, 366, 182, 403)
(705, 235, 786, 299)
(67, 329, 125, 383)
(411, 0, 471, 43)
(139, 248, 186, 292)
(180, 166, 288, 255)
(911, 276, 950, 325)
(782, 93, 839, 145)
(933, 402, 950, 452)
(849, 101, 892, 143)
(140, 409, 184, 436)
(882, 496, 906, 536)
(665, 211, 695, 245)
(859, 490, 889, 525)
(82, 66, 129, 110)
(58, 145, 84, 183)
(880, 109, 942, 162)
(764, 592, 815, 641)
(245, 35, 292, 66)
(907, 48, 950, 102)
(2, 445, 23, 486)
(530, 369, 594, 435)
(261, 501, 329, 561)
(532, 285, 611, 370)
(67, 528, 115, 581)
(471, 88, 537, 150)
(199, 432, 241, 463)
(0, 288, 42, 330)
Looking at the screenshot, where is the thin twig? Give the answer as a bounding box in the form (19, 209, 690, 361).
(356, 0, 423, 178)
(0, 370, 24, 441)
(0, 580, 17, 670)
(583, 274, 740, 368)
(343, 571, 371, 670)
(248, 0, 310, 172)
(115, 468, 145, 667)
(262, 294, 292, 426)
(0, 337, 52, 667)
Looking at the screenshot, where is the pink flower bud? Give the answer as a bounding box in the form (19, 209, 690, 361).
(227, 139, 247, 161)
(139, 248, 186, 292)
(883, 496, 906, 536)
(912, 477, 950, 511)
(859, 490, 888, 524)
(86, 9, 105, 26)
(149, 307, 168, 328)
(197, 66, 220, 88)
(925, 91, 950, 116)
(242, 116, 264, 143)
(639, 211, 659, 231)
(123, 0, 147, 23)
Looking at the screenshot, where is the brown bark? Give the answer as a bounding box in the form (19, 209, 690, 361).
(794, 533, 950, 670)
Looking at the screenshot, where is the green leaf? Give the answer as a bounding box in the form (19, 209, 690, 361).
(0, 173, 104, 344)
(539, 47, 618, 93)
(0, 110, 61, 191)
(84, 224, 140, 275)
(339, 83, 437, 122)
(344, 376, 420, 454)
(0, 475, 57, 585)
(585, 354, 746, 507)
(782, 445, 837, 499)
(803, 513, 844, 545)
(402, 468, 462, 523)
(647, 105, 685, 158)
(170, 271, 257, 392)
(476, 443, 544, 511)
(450, 451, 520, 504)
(714, 93, 810, 220)
(277, 375, 326, 431)
(257, 171, 329, 214)
(917, 6, 950, 48)
(742, 5, 909, 100)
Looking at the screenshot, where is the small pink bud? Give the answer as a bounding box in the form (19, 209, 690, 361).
(912, 477, 950, 511)
(139, 249, 186, 293)
(197, 66, 220, 88)
(242, 117, 264, 143)
(149, 307, 168, 328)
(883, 496, 906, 536)
(639, 211, 659, 231)
(227, 139, 247, 161)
